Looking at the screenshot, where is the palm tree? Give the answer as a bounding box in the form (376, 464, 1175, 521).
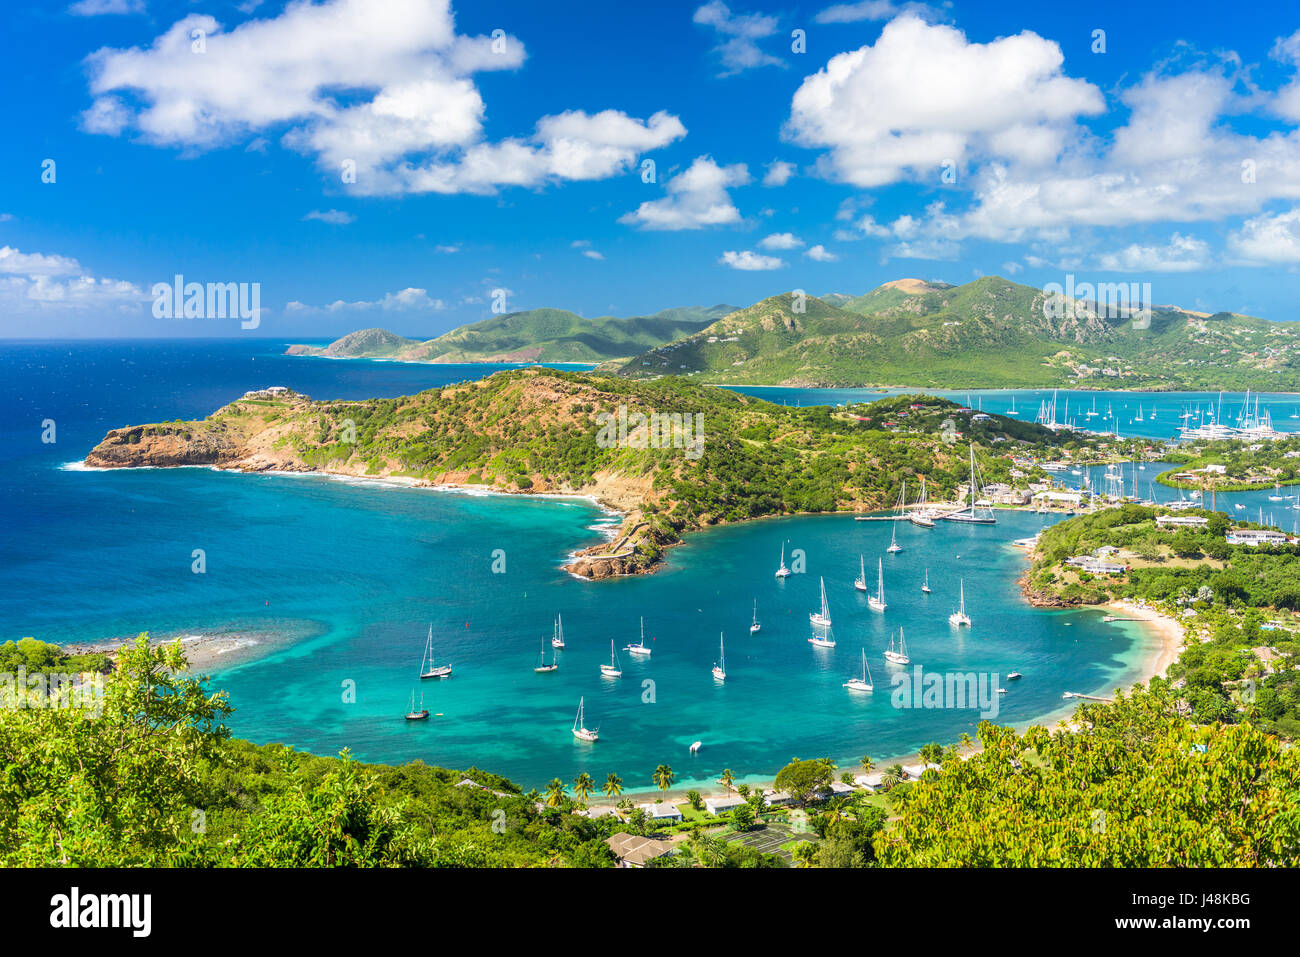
(720, 768, 735, 794)
(958, 732, 973, 753)
(545, 777, 567, 807)
(860, 755, 874, 774)
(793, 842, 818, 868)
(573, 772, 595, 804)
(652, 763, 675, 795)
(602, 772, 624, 799)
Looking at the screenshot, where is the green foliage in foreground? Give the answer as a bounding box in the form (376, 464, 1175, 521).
(876, 685, 1300, 866)
(5, 636, 1297, 868)
(0, 637, 621, 867)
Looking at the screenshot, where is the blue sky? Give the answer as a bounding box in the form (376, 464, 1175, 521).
(2, 0, 1299, 338)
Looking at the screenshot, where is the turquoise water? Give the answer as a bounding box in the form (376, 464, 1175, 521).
(13, 340, 1287, 793)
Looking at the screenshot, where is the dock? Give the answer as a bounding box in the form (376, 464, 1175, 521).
(1062, 692, 1114, 702)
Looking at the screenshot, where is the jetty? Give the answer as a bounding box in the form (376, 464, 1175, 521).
(1062, 692, 1114, 702)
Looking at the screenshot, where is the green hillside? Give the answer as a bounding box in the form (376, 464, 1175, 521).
(286, 304, 736, 364)
(616, 277, 1300, 390)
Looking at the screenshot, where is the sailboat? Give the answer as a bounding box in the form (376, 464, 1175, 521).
(775, 541, 791, 578)
(534, 634, 559, 672)
(940, 444, 996, 524)
(419, 625, 453, 679)
(886, 523, 903, 553)
(853, 555, 868, 592)
(1006, 395, 1019, 417)
(948, 579, 972, 626)
(571, 697, 599, 742)
(712, 633, 727, 681)
(551, 613, 566, 649)
(810, 576, 833, 628)
(1269, 483, 1286, 502)
(600, 640, 622, 677)
(909, 475, 936, 528)
(921, 568, 932, 594)
(884, 629, 910, 665)
(749, 599, 761, 634)
(404, 689, 429, 721)
(844, 648, 874, 692)
(867, 558, 886, 612)
(625, 617, 652, 657)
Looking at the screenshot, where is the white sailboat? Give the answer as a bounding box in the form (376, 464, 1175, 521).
(572, 697, 599, 742)
(921, 568, 932, 594)
(534, 634, 559, 673)
(551, 613, 566, 649)
(853, 555, 868, 592)
(948, 579, 972, 627)
(419, 625, 453, 679)
(810, 576, 832, 628)
(600, 640, 622, 677)
(867, 558, 886, 612)
(844, 648, 874, 692)
(1006, 395, 1019, 417)
(940, 443, 996, 524)
(775, 541, 791, 578)
(712, 633, 727, 681)
(1269, 483, 1285, 502)
(886, 523, 902, 553)
(910, 476, 936, 528)
(625, 617, 652, 657)
(749, 599, 761, 634)
(884, 628, 910, 665)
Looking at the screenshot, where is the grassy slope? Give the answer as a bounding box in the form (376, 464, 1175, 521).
(616, 277, 1300, 390)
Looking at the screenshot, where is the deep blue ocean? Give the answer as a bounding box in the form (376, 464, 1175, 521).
(2, 339, 1293, 792)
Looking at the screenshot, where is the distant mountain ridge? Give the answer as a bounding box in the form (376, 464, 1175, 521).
(614, 276, 1299, 391)
(285, 304, 736, 363)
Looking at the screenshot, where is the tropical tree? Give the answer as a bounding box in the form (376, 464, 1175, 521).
(544, 778, 567, 808)
(652, 764, 675, 794)
(773, 757, 835, 805)
(731, 802, 756, 832)
(686, 790, 703, 811)
(602, 772, 624, 799)
(720, 768, 735, 794)
(860, 755, 874, 773)
(572, 772, 595, 804)
(793, 841, 818, 868)
(958, 733, 974, 753)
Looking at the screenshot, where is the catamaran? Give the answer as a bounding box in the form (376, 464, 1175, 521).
(884, 628, 910, 665)
(625, 617, 652, 657)
(404, 689, 429, 721)
(419, 625, 452, 679)
(886, 523, 902, 553)
(551, 613, 566, 649)
(948, 579, 972, 626)
(775, 541, 791, 578)
(940, 443, 996, 524)
(853, 555, 868, 592)
(921, 568, 932, 594)
(867, 558, 886, 612)
(810, 576, 833, 628)
(600, 640, 622, 677)
(712, 633, 727, 681)
(844, 648, 874, 692)
(749, 599, 761, 634)
(572, 697, 599, 742)
(534, 634, 559, 673)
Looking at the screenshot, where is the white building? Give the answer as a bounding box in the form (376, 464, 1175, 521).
(1156, 514, 1209, 528)
(637, 802, 683, 822)
(1226, 529, 1290, 546)
(702, 794, 747, 815)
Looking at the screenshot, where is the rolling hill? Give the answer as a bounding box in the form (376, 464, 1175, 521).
(614, 276, 1300, 390)
(285, 304, 736, 364)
